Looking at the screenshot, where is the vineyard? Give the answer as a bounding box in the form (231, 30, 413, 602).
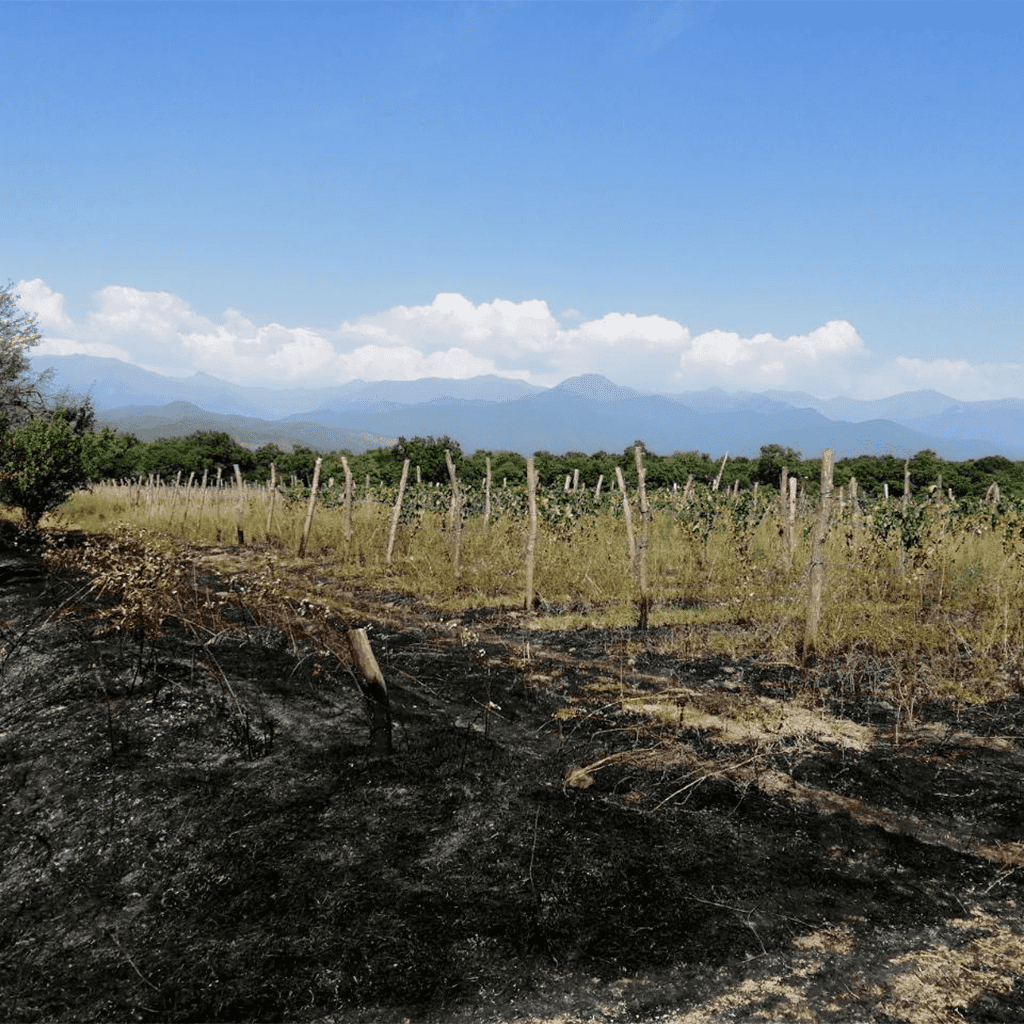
(59, 458, 1024, 685)
(2, 451, 1024, 1023)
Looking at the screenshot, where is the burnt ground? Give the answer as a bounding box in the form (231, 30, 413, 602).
(1, 531, 1024, 1023)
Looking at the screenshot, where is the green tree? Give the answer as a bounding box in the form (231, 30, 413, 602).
(754, 444, 802, 487)
(81, 426, 142, 480)
(390, 436, 463, 484)
(0, 280, 61, 433)
(0, 412, 89, 526)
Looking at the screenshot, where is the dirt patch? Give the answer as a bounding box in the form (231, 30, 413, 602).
(1, 533, 1023, 1023)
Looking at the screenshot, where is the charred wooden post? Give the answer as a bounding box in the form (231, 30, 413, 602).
(524, 457, 538, 611)
(346, 628, 393, 756)
(634, 445, 651, 631)
(802, 449, 834, 666)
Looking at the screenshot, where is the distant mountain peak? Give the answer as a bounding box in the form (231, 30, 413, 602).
(553, 374, 639, 401)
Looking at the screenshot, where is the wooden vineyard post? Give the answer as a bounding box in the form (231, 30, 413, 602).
(297, 457, 323, 558)
(196, 468, 209, 533)
(484, 456, 492, 527)
(802, 449, 834, 666)
(849, 476, 860, 549)
(340, 456, 354, 544)
(595, 474, 603, 498)
(683, 474, 694, 504)
(898, 459, 911, 578)
(386, 459, 410, 566)
(712, 453, 729, 492)
(233, 463, 246, 545)
(445, 449, 463, 578)
(615, 466, 636, 563)
(572, 468, 580, 492)
(788, 476, 797, 564)
(265, 463, 277, 540)
(634, 445, 651, 631)
(524, 457, 538, 611)
(416, 465, 421, 485)
(779, 467, 791, 570)
(346, 628, 393, 756)
(180, 471, 196, 530)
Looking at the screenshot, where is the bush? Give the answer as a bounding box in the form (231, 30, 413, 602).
(0, 413, 89, 527)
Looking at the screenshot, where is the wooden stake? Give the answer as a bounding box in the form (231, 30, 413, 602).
(788, 475, 797, 562)
(197, 468, 208, 533)
(297, 457, 322, 558)
(898, 458, 911, 578)
(233, 463, 245, 545)
(385, 459, 410, 565)
(616, 465, 636, 563)
(346, 628, 393, 756)
(340, 456, 354, 543)
(265, 463, 277, 540)
(779, 467, 791, 570)
(802, 449, 834, 666)
(634, 445, 651, 631)
(484, 456, 492, 527)
(524, 457, 538, 611)
(445, 449, 463, 578)
(712, 453, 729, 492)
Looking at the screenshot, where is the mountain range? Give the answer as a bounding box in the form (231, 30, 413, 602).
(30, 355, 1024, 461)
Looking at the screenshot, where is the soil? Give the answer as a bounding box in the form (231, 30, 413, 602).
(2, 529, 1024, 1023)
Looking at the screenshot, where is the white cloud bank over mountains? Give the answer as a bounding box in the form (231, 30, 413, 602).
(16, 279, 1023, 401)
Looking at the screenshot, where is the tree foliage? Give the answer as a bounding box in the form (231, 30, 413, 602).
(754, 444, 803, 486)
(389, 436, 463, 484)
(0, 280, 58, 433)
(0, 412, 89, 526)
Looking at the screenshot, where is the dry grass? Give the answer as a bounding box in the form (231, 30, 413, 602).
(50, 481, 1024, 711)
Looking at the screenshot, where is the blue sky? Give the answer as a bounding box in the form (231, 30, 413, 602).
(4, 1, 1022, 400)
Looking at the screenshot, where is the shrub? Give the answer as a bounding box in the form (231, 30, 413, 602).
(0, 412, 89, 527)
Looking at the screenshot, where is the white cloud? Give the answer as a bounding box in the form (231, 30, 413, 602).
(342, 292, 561, 355)
(13, 278, 75, 333)
(859, 356, 1024, 402)
(678, 321, 868, 386)
(14, 280, 1023, 401)
(88, 284, 208, 338)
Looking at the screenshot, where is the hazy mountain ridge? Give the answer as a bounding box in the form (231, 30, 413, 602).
(30, 355, 1024, 460)
(94, 401, 397, 454)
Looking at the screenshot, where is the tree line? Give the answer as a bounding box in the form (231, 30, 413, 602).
(79, 432, 1024, 503)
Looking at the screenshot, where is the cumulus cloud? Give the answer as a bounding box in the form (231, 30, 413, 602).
(12, 279, 1022, 400)
(12, 278, 75, 334)
(677, 320, 869, 389)
(859, 356, 1024, 402)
